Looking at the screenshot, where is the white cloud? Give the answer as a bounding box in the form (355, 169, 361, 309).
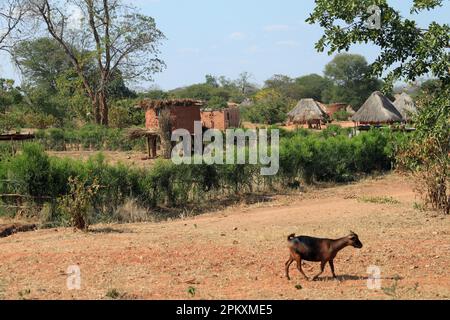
(264, 24, 291, 32)
(229, 32, 246, 40)
(276, 40, 300, 47)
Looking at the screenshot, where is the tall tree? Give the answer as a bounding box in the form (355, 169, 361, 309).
(0, 0, 27, 53)
(322, 53, 381, 109)
(265, 74, 331, 101)
(12, 37, 72, 90)
(295, 74, 331, 102)
(236, 71, 257, 95)
(26, 0, 165, 125)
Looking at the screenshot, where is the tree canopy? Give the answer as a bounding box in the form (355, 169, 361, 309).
(307, 0, 450, 86)
(22, 0, 166, 125)
(322, 53, 382, 109)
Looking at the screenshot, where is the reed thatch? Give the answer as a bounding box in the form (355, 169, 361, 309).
(352, 91, 403, 123)
(393, 93, 417, 121)
(138, 98, 204, 110)
(288, 99, 327, 123)
(127, 128, 159, 140)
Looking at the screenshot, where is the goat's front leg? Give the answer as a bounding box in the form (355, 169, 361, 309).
(285, 257, 294, 280)
(329, 260, 338, 279)
(312, 261, 326, 281)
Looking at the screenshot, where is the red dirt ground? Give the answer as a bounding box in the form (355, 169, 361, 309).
(0, 174, 449, 300)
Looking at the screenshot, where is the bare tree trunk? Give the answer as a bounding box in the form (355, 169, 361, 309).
(91, 94, 100, 125)
(98, 90, 109, 126)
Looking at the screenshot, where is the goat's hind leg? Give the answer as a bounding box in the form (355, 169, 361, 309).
(293, 254, 309, 281)
(285, 257, 294, 280)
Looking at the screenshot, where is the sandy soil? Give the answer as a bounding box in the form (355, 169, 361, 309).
(0, 173, 449, 300)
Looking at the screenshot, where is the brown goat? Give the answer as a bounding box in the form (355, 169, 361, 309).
(285, 231, 363, 281)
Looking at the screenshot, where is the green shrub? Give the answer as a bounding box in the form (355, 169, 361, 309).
(35, 125, 146, 152)
(58, 177, 100, 230)
(333, 110, 351, 121)
(0, 130, 404, 225)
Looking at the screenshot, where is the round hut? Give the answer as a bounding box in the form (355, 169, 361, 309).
(352, 91, 403, 125)
(288, 98, 328, 129)
(393, 92, 417, 122)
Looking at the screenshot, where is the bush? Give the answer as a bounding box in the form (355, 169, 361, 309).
(1, 130, 402, 225)
(58, 177, 99, 230)
(396, 89, 449, 214)
(35, 125, 146, 152)
(333, 110, 351, 121)
(280, 129, 395, 183)
(109, 100, 144, 129)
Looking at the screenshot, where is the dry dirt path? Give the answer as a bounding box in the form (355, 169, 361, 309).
(0, 174, 449, 300)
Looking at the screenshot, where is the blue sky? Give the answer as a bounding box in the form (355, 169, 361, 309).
(0, 0, 448, 90)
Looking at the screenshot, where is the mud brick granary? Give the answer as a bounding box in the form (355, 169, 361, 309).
(133, 99, 204, 158)
(201, 104, 240, 131)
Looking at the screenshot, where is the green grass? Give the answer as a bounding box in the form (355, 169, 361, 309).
(105, 288, 121, 299)
(187, 286, 196, 297)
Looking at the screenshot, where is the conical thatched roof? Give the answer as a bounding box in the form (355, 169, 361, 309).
(352, 91, 403, 123)
(288, 99, 327, 123)
(393, 93, 417, 121)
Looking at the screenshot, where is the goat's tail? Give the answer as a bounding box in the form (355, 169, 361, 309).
(287, 233, 296, 241)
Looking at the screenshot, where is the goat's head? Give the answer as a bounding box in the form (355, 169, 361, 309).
(348, 231, 363, 248)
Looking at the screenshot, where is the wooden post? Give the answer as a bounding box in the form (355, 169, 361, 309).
(146, 136, 151, 158)
(151, 136, 157, 158)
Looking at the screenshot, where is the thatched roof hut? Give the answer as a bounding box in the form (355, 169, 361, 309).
(288, 99, 327, 123)
(352, 91, 403, 124)
(393, 93, 417, 121)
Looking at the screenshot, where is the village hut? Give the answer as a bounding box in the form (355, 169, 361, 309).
(352, 91, 403, 124)
(130, 99, 204, 159)
(201, 106, 240, 130)
(393, 92, 417, 122)
(323, 103, 350, 118)
(287, 99, 328, 129)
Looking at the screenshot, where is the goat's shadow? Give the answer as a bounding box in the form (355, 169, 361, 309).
(316, 275, 368, 282)
(88, 227, 132, 234)
(314, 275, 404, 282)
